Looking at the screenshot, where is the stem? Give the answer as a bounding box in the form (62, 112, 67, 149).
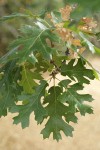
(50, 60, 61, 72)
(47, 76, 53, 84)
(53, 77, 57, 114)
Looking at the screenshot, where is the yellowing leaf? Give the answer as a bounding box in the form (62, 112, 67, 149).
(19, 67, 37, 94)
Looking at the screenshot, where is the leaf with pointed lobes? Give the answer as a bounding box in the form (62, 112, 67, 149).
(61, 58, 95, 84)
(3, 26, 60, 65)
(0, 60, 22, 117)
(41, 86, 74, 141)
(0, 13, 30, 22)
(58, 80, 94, 116)
(12, 80, 48, 128)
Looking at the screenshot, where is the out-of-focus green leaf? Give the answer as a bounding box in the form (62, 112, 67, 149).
(94, 46, 100, 54)
(0, 13, 30, 22)
(95, 32, 100, 41)
(66, 0, 100, 19)
(79, 32, 95, 53)
(51, 11, 62, 24)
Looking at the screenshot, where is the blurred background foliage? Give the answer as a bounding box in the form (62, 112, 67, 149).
(0, 0, 100, 56)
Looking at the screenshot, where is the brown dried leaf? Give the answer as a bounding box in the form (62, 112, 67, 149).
(60, 5, 72, 21)
(72, 39, 81, 46)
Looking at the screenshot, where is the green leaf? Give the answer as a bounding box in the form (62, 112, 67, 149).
(12, 80, 48, 128)
(0, 47, 18, 65)
(19, 67, 38, 94)
(61, 58, 95, 84)
(41, 86, 74, 141)
(0, 25, 60, 65)
(51, 11, 62, 24)
(95, 32, 100, 41)
(35, 55, 51, 73)
(94, 46, 100, 54)
(0, 60, 22, 116)
(66, 0, 100, 19)
(41, 115, 73, 141)
(0, 13, 30, 22)
(65, 113, 78, 123)
(35, 19, 48, 30)
(20, 25, 39, 35)
(58, 80, 94, 116)
(78, 54, 99, 80)
(79, 32, 95, 53)
(93, 70, 100, 80)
